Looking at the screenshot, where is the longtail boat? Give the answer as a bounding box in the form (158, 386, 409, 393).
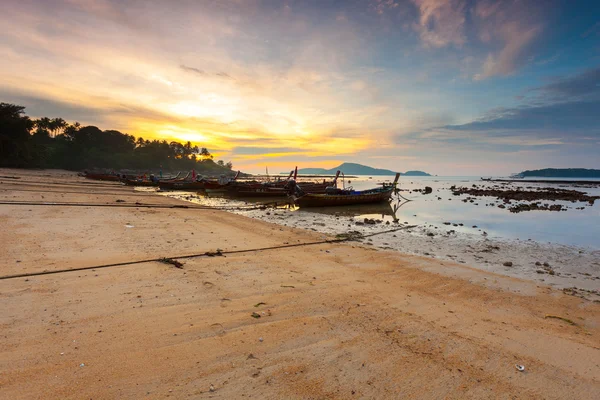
(225, 170, 339, 197)
(83, 172, 121, 181)
(122, 178, 158, 186)
(123, 171, 185, 187)
(159, 171, 240, 191)
(292, 173, 400, 207)
(202, 171, 241, 193)
(158, 180, 206, 190)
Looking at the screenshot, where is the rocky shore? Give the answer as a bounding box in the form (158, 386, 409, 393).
(231, 205, 600, 301)
(450, 185, 599, 213)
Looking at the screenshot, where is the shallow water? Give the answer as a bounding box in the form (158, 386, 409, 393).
(151, 175, 600, 249)
(349, 176, 600, 248)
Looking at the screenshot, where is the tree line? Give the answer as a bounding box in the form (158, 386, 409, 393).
(0, 103, 234, 174)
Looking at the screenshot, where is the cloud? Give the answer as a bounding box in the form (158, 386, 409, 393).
(473, 0, 544, 80)
(411, 0, 467, 48)
(180, 64, 205, 75)
(232, 146, 305, 155)
(404, 66, 600, 151)
(409, 0, 545, 79)
(370, 0, 399, 15)
(443, 100, 600, 133)
(0, 89, 105, 122)
(474, 23, 541, 80)
(534, 66, 600, 99)
(581, 21, 600, 38)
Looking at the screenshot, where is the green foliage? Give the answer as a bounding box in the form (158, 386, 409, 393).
(0, 103, 234, 174)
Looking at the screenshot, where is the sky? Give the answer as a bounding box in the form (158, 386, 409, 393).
(1, 0, 599, 175)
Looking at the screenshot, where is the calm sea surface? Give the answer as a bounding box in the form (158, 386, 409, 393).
(347, 175, 600, 248)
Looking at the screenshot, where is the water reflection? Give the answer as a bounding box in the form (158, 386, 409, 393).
(293, 195, 412, 222)
(149, 175, 600, 248)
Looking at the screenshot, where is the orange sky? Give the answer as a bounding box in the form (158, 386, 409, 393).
(1, 0, 599, 174)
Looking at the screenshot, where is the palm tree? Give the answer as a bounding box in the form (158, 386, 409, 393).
(49, 118, 67, 138)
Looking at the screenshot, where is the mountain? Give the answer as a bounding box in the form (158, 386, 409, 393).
(403, 170, 432, 176)
(519, 168, 600, 178)
(293, 163, 431, 176)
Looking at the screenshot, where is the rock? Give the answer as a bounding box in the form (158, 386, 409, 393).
(427, 232, 435, 237)
(543, 262, 550, 267)
(535, 262, 541, 266)
(423, 186, 433, 194)
(503, 262, 513, 267)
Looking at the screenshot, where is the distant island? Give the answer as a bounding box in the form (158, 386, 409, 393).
(519, 168, 600, 178)
(291, 162, 431, 176)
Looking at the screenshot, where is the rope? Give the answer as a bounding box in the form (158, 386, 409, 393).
(0, 179, 123, 189)
(0, 187, 157, 197)
(0, 225, 416, 280)
(0, 200, 285, 212)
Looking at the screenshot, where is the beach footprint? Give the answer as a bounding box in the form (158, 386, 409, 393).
(210, 323, 226, 337)
(220, 297, 231, 308)
(203, 281, 215, 289)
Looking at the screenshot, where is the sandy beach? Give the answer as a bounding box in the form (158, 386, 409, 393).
(1, 169, 599, 399)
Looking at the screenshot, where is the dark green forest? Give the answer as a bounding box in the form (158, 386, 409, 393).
(519, 168, 600, 178)
(0, 102, 235, 175)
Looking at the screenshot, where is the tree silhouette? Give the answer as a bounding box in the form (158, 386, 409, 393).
(0, 103, 233, 174)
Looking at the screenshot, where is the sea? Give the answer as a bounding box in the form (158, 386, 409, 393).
(156, 175, 600, 249)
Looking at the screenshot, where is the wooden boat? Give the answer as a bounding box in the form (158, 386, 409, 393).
(226, 170, 339, 197)
(122, 178, 158, 186)
(158, 180, 206, 190)
(225, 180, 333, 197)
(159, 171, 241, 191)
(227, 184, 289, 197)
(123, 171, 186, 187)
(83, 172, 121, 181)
(293, 173, 400, 207)
(202, 171, 241, 193)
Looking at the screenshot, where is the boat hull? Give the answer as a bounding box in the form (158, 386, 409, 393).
(122, 179, 158, 187)
(84, 173, 121, 181)
(158, 181, 205, 190)
(295, 188, 394, 207)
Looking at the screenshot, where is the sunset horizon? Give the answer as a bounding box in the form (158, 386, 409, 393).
(2, 0, 599, 174)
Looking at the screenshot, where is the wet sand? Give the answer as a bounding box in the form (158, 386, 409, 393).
(1, 169, 599, 399)
(165, 192, 600, 300)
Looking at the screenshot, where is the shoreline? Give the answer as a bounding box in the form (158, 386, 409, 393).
(1, 169, 599, 399)
(163, 191, 600, 301)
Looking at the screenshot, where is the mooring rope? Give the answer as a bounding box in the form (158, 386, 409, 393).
(0, 225, 417, 280)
